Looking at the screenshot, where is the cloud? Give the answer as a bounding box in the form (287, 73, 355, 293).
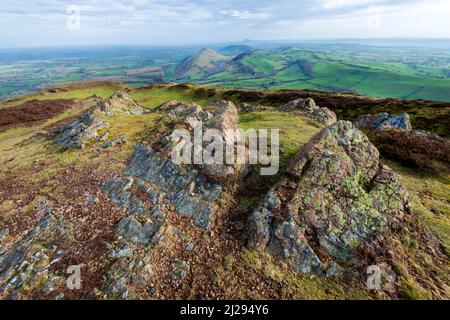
(221, 10, 271, 20)
(320, 0, 386, 9)
(0, 0, 448, 47)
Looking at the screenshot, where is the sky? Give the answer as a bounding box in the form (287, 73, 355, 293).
(0, 0, 450, 47)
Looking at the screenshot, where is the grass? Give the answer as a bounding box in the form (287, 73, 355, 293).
(385, 160, 450, 255)
(238, 109, 323, 161)
(0, 82, 126, 109)
(128, 86, 212, 109)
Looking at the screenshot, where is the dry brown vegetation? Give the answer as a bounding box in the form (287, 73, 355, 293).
(369, 129, 450, 173)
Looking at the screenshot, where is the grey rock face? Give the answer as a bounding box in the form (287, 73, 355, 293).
(280, 98, 337, 126)
(104, 252, 153, 299)
(123, 144, 222, 229)
(116, 207, 165, 246)
(53, 91, 143, 149)
(355, 112, 412, 131)
(154, 100, 250, 184)
(0, 209, 72, 299)
(107, 242, 134, 260)
(53, 109, 110, 149)
(248, 121, 409, 277)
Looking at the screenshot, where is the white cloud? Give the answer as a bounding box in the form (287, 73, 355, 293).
(221, 10, 270, 20)
(320, 0, 386, 9)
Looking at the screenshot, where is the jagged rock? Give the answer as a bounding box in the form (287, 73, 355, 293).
(102, 100, 249, 230)
(97, 91, 145, 116)
(237, 102, 271, 113)
(101, 177, 135, 212)
(0, 209, 72, 299)
(53, 109, 109, 149)
(280, 98, 337, 126)
(123, 144, 222, 228)
(355, 112, 412, 131)
(248, 121, 409, 276)
(238, 102, 256, 113)
(53, 91, 143, 149)
(104, 253, 153, 299)
(163, 100, 249, 183)
(116, 206, 165, 246)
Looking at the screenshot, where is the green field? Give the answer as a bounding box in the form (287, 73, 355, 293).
(1, 44, 450, 102)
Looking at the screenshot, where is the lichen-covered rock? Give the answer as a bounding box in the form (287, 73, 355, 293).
(154, 100, 250, 184)
(104, 252, 153, 299)
(0, 209, 72, 299)
(53, 109, 109, 149)
(248, 121, 409, 277)
(280, 98, 337, 126)
(237, 102, 271, 113)
(53, 91, 143, 149)
(97, 91, 145, 116)
(355, 112, 412, 131)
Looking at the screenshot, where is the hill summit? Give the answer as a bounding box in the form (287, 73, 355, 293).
(175, 48, 231, 79)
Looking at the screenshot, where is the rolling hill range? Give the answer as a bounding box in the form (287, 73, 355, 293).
(173, 47, 450, 102)
(1, 44, 450, 102)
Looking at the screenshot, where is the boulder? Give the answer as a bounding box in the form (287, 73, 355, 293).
(248, 121, 409, 276)
(280, 98, 337, 126)
(97, 91, 145, 116)
(355, 112, 412, 131)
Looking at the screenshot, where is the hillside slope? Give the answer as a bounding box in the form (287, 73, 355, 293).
(173, 47, 450, 102)
(0, 82, 448, 300)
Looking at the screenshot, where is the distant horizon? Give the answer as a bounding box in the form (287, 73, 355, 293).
(2, 37, 450, 50)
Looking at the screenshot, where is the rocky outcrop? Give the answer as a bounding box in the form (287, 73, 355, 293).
(237, 102, 271, 113)
(52, 109, 110, 149)
(97, 91, 145, 116)
(248, 121, 409, 276)
(104, 244, 154, 299)
(102, 99, 250, 230)
(0, 204, 72, 299)
(159, 100, 250, 183)
(355, 112, 412, 131)
(280, 98, 337, 126)
(53, 91, 144, 149)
